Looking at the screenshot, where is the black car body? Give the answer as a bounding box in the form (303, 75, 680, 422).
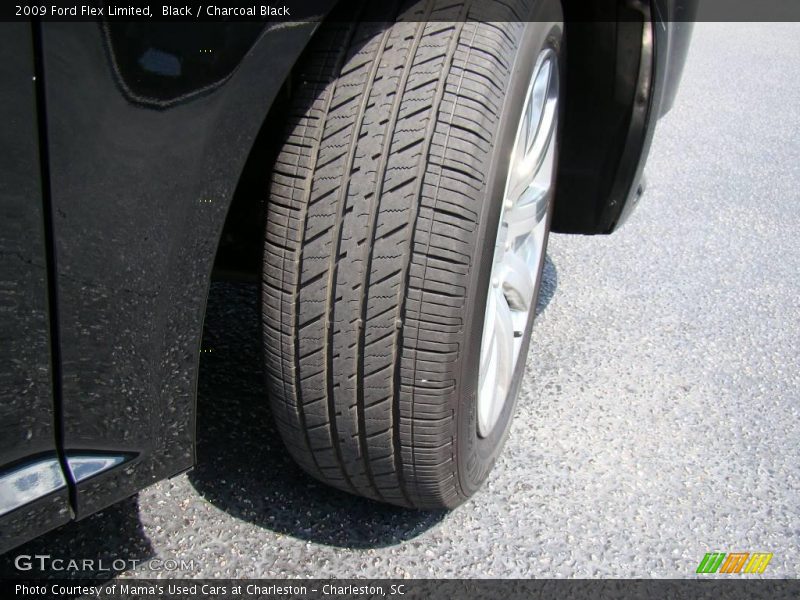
(0, 0, 694, 552)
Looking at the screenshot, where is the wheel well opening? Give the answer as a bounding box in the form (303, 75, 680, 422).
(211, 0, 650, 275)
(555, 0, 648, 234)
(210, 77, 292, 281)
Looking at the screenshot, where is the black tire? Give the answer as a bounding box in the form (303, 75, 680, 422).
(262, 0, 563, 509)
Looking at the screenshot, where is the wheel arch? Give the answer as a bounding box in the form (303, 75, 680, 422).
(553, 0, 655, 234)
(216, 0, 671, 253)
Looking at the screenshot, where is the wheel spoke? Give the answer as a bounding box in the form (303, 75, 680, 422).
(479, 286, 515, 435)
(524, 59, 552, 157)
(505, 186, 548, 240)
(506, 59, 558, 202)
(492, 287, 515, 405)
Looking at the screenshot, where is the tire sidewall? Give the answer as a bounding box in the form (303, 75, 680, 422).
(455, 8, 564, 500)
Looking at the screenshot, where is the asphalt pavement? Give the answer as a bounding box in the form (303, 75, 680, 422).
(3, 22, 798, 579)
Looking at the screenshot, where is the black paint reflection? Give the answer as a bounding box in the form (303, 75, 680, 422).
(38, 20, 319, 520)
(0, 22, 70, 553)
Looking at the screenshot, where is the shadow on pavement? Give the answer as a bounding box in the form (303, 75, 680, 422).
(188, 282, 447, 549)
(190, 254, 557, 548)
(0, 496, 154, 581)
(0, 254, 558, 563)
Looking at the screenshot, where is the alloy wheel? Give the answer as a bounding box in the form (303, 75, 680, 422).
(477, 47, 559, 438)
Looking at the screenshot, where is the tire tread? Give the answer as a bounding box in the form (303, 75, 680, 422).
(263, 0, 529, 509)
